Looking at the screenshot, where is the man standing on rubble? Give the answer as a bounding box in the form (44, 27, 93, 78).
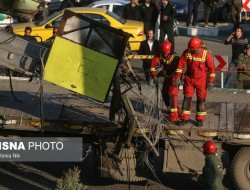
(174, 37, 215, 127)
(150, 41, 180, 123)
(189, 141, 224, 190)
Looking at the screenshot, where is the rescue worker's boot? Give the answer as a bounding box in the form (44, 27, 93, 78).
(197, 120, 203, 127)
(178, 120, 188, 126)
(179, 96, 192, 125)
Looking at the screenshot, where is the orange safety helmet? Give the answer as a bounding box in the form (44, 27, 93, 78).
(188, 37, 202, 51)
(203, 141, 216, 154)
(161, 41, 172, 54)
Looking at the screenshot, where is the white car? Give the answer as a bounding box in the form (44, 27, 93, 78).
(87, 0, 130, 17)
(0, 13, 14, 28)
(88, 0, 178, 40)
(45, 0, 65, 14)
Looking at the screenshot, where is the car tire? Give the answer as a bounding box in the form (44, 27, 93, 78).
(231, 147, 250, 190)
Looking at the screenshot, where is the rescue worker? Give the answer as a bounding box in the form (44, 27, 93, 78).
(236, 44, 250, 89)
(174, 37, 215, 127)
(189, 141, 224, 190)
(150, 41, 180, 123)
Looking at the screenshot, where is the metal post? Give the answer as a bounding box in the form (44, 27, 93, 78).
(40, 73, 44, 133)
(221, 72, 224, 88)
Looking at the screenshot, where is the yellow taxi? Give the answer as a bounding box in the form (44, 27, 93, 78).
(13, 7, 145, 51)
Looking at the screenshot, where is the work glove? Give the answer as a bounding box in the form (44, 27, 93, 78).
(173, 78, 181, 87)
(207, 83, 214, 90)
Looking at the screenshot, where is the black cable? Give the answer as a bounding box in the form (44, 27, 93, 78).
(7, 69, 23, 103)
(39, 49, 47, 134)
(163, 115, 203, 154)
(156, 83, 160, 120)
(0, 34, 16, 45)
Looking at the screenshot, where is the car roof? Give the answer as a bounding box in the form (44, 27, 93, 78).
(89, 0, 129, 6)
(94, 0, 129, 3)
(65, 7, 108, 13)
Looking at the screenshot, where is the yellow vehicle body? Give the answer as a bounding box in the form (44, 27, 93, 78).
(13, 7, 145, 51)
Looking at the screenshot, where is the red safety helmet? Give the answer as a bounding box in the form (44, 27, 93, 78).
(188, 37, 202, 51)
(161, 41, 172, 55)
(203, 141, 216, 154)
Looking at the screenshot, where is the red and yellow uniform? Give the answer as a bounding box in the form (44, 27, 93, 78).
(175, 39, 215, 125)
(150, 50, 180, 122)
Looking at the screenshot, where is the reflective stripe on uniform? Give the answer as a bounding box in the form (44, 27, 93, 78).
(182, 110, 191, 114)
(187, 50, 207, 62)
(170, 108, 178, 112)
(197, 112, 207, 116)
(209, 73, 216, 77)
(176, 69, 182, 73)
(150, 68, 156, 71)
(165, 54, 178, 64)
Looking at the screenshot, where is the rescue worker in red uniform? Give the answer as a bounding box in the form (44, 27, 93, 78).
(189, 141, 224, 190)
(150, 41, 180, 123)
(174, 37, 215, 127)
